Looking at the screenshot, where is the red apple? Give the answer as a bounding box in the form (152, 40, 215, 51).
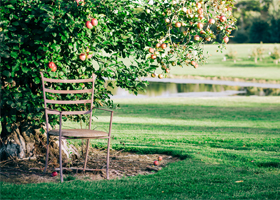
(186, 53, 192, 59)
(226, 26, 232, 33)
(175, 22, 181, 28)
(196, 2, 201, 8)
(161, 65, 167, 70)
(194, 63, 198, 68)
(227, 7, 232, 11)
(200, 30, 206, 35)
(194, 35, 200, 41)
(86, 21, 93, 29)
(158, 156, 163, 161)
(165, 18, 170, 23)
(156, 43, 161, 48)
(51, 171, 58, 177)
(151, 54, 156, 60)
(154, 160, 159, 165)
(87, 54, 93, 59)
(220, 15, 227, 22)
(205, 36, 211, 41)
(51, 65, 57, 72)
(149, 48, 155, 53)
(79, 53, 86, 61)
(223, 36, 229, 44)
(197, 22, 203, 29)
(161, 43, 167, 49)
(191, 61, 196, 66)
(91, 18, 98, 26)
(198, 15, 204, 20)
(209, 18, 215, 24)
(158, 74, 163, 79)
(165, 68, 170, 73)
(197, 8, 203, 15)
(48, 62, 56, 69)
(186, 9, 192, 14)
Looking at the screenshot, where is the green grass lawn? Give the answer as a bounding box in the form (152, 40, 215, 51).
(1, 97, 280, 199)
(160, 44, 280, 81)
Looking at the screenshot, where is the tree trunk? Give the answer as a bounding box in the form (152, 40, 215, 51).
(0, 120, 79, 162)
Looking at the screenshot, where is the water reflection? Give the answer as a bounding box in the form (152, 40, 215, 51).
(108, 81, 280, 98)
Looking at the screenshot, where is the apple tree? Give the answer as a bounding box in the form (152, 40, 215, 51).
(0, 0, 236, 160)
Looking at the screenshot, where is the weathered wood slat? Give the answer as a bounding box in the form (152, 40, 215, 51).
(46, 109, 91, 115)
(48, 129, 108, 138)
(45, 99, 92, 104)
(45, 88, 92, 94)
(43, 77, 94, 83)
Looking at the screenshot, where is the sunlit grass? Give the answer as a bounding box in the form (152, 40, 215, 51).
(162, 44, 280, 80)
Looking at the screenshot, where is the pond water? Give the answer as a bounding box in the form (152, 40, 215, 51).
(109, 79, 280, 98)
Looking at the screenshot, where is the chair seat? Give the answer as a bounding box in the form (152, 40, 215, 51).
(48, 129, 108, 138)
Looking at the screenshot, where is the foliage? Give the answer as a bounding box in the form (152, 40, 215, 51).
(249, 19, 270, 43)
(225, 49, 238, 61)
(249, 45, 266, 63)
(270, 46, 280, 64)
(0, 0, 236, 133)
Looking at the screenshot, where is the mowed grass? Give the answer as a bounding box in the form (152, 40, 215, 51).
(1, 97, 280, 199)
(160, 44, 280, 80)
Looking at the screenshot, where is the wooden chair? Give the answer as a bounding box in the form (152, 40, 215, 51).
(40, 72, 113, 182)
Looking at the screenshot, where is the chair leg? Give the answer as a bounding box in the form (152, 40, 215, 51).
(106, 137, 111, 180)
(43, 134, 49, 173)
(59, 113, 63, 183)
(83, 139, 90, 172)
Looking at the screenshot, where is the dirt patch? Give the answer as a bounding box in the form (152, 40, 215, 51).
(0, 148, 180, 184)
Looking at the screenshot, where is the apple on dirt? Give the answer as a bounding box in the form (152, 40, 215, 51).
(51, 171, 58, 177)
(154, 160, 159, 166)
(158, 156, 163, 161)
(79, 53, 87, 61)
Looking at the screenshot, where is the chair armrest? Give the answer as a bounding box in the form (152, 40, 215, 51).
(93, 107, 114, 113)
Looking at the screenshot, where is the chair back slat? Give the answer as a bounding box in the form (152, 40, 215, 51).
(45, 88, 92, 94)
(45, 99, 92, 105)
(46, 109, 91, 115)
(43, 77, 94, 83)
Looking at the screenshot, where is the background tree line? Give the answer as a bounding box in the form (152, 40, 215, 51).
(231, 0, 280, 43)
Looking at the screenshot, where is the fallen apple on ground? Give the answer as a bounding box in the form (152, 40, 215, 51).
(154, 161, 159, 166)
(51, 171, 57, 177)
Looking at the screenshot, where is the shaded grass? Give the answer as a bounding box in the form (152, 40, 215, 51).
(1, 97, 280, 199)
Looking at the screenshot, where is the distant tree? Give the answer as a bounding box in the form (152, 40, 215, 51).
(249, 19, 270, 43)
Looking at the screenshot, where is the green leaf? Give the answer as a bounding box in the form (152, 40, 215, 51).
(34, 77, 40, 84)
(2, 70, 11, 77)
(10, 51, 18, 58)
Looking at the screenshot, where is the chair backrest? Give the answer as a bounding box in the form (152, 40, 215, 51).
(40, 72, 97, 129)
